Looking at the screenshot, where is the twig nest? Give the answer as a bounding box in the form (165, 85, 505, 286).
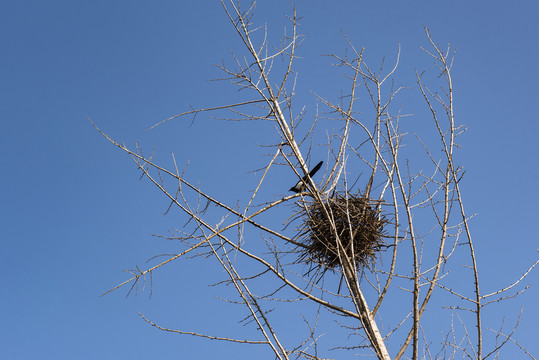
(298, 193, 387, 271)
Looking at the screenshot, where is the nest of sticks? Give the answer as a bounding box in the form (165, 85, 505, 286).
(297, 192, 388, 271)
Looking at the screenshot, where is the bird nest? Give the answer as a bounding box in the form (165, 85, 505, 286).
(297, 193, 388, 271)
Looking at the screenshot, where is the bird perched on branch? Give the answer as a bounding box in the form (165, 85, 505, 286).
(289, 161, 323, 193)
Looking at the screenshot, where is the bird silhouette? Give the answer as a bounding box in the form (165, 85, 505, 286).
(289, 161, 323, 193)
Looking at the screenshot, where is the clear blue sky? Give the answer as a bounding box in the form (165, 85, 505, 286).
(1, 1, 537, 359)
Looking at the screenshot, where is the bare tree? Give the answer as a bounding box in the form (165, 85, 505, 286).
(93, 1, 537, 359)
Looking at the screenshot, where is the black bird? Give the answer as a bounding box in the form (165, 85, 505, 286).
(289, 161, 323, 193)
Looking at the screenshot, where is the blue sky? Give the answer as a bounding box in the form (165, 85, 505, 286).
(1, 1, 538, 359)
